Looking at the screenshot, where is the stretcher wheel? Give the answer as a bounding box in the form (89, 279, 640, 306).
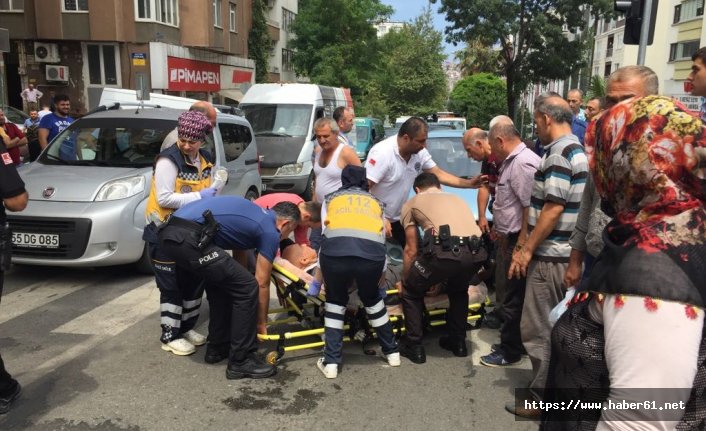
(266, 350, 280, 365)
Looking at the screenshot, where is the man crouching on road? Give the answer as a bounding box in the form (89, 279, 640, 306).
(157, 196, 300, 379)
(399, 173, 487, 364)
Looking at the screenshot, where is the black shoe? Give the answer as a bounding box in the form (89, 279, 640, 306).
(0, 380, 21, 415)
(204, 343, 230, 364)
(484, 311, 503, 329)
(399, 342, 426, 364)
(226, 353, 276, 379)
(439, 336, 468, 357)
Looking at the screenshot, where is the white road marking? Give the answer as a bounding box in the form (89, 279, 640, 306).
(0, 276, 91, 325)
(52, 280, 159, 335)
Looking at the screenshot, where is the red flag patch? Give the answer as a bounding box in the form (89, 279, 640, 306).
(1, 152, 12, 165)
(368, 158, 376, 166)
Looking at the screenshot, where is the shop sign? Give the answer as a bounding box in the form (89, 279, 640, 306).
(167, 57, 221, 92)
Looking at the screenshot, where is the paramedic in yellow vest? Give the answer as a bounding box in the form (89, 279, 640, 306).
(143, 110, 216, 356)
(315, 165, 400, 379)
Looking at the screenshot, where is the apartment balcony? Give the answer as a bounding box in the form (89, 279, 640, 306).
(267, 22, 280, 42)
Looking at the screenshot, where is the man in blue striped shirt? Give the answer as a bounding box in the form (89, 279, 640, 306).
(506, 93, 588, 418)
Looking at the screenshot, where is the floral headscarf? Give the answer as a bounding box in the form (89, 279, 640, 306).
(585, 95, 706, 254)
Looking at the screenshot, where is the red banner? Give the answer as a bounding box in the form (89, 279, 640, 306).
(231, 70, 252, 84)
(167, 57, 221, 92)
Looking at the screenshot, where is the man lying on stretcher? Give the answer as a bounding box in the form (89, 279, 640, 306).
(273, 240, 487, 313)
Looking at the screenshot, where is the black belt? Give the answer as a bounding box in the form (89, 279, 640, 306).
(432, 235, 484, 247)
(165, 216, 204, 233)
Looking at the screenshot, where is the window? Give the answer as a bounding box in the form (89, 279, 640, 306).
(282, 48, 294, 72)
(63, 0, 88, 11)
(229, 2, 236, 32)
(213, 0, 222, 27)
(0, 0, 24, 11)
(86, 44, 119, 86)
(604, 61, 612, 78)
(670, 40, 700, 61)
(135, 0, 178, 26)
(282, 8, 295, 33)
(606, 35, 614, 58)
(219, 123, 252, 162)
(674, 0, 704, 23)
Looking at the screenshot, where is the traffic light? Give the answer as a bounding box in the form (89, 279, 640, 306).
(614, 0, 659, 45)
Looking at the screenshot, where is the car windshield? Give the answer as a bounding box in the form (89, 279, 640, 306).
(437, 120, 466, 130)
(355, 125, 370, 143)
(241, 104, 312, 138)
(38, 117, 202, 167)
(2, 105, 29, 124)
(427, 136, 481, 178)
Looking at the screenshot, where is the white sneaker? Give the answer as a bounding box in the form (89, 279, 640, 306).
(182, 330, 206, 346)
(386, 352, 401, 367)
(316, 358, 338, 379)
(161, 338, 196, 356)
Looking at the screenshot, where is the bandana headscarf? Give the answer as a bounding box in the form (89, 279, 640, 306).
(177, 110, 213, 142)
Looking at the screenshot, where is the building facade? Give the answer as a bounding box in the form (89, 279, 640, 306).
(0, 0, 257, 115)
(265, 0, 302, 83)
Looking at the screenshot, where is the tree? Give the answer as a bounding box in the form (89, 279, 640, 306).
(448, 73, 506, 129)
(586, 74, 606, 99)
(375, 9, 448, 120)
(248, 0, 270, 83)
(455, 39, 502, 77)
(432, 0, 614, 118)
(289, 0, 393, 93)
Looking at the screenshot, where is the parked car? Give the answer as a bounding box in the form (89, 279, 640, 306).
(353, 117, 385, 159)
(1, 104, 29, 129)
(8, 105, 261, 273)
(421, 128, 492, 221)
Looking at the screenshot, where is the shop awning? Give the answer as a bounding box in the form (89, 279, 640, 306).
(218, 89, 244, 102)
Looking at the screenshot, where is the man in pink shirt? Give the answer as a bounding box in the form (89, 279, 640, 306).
(254, 193, 321, 245)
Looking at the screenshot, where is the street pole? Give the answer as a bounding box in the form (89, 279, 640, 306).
(636, 0, 653, 65)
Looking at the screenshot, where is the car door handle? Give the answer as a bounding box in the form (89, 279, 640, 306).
(245, 158, 259, 165)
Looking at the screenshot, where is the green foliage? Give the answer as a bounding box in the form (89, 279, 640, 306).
(587, 75, 606, 99)
(248, 0, 270, 83)
(448, 73, 506, 129)
(432, 0, 614, 117)
(375, 9, 448, 120)
(289, 0, 393, 93)
(455, 39, 502, 76)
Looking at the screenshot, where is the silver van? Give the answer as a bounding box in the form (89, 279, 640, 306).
(8, 106, 261, 272)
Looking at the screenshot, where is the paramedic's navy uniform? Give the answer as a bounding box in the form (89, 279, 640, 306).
(159, 196, 279, 375)
(0, 142, 25, 412)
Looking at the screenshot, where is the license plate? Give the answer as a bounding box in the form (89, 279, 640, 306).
(11, 232, 60, 248)
(261, 183, 267, 192)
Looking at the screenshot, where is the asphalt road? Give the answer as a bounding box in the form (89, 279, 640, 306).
(0, 264, 538, 431)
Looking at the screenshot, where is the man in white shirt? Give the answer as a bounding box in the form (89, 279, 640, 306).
(333, 106, 355, 148)
(365, 116, 486, 247)
(20, 84, 43, 113)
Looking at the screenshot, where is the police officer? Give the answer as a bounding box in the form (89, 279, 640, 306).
(316, 165, 399, 379)
(0, 141, 28, 413)
(158, 196, 300, 379)
(144, 110, 217, 356)
(399, 173, 487, 364)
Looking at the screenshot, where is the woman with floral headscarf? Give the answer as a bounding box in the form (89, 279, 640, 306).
(541, 96, 706, 430)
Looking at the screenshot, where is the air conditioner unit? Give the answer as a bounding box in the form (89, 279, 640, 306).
(35, 42, 60, 63)
(266, 0, 275, 8)
(46, 65, 69, 83)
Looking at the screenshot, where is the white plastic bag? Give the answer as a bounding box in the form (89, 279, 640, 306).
(549, 287, 576, 326)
